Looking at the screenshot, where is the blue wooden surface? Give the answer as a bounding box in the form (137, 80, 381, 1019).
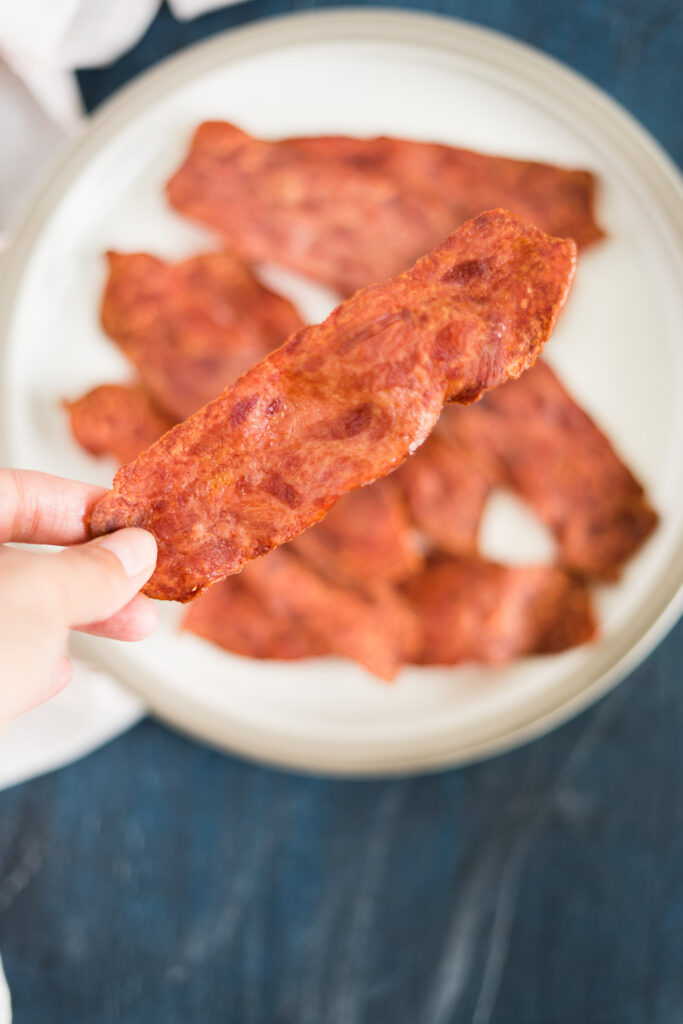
(2, 2, 683, 1021)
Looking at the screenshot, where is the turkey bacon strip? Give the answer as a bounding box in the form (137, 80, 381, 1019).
(167, 121, 602, 295)
(440, 359, 658, 579)
(401, 555, 596, 665)
(101, 251, 303, 421)
(89, 210, 576, 601)
(65, 384, 174, 466)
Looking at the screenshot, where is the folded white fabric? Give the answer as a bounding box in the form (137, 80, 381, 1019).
(0, 0, 159, 126)
(0, 0, 163, 245)
(0, 61, 75, 248)
(0, 0, 241, 241)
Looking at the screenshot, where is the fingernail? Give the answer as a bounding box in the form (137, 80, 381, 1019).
(98, 528, 157, 577)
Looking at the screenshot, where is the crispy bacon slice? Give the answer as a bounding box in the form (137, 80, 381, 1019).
(68, 383, 420, 586)
(89, 210, 576, 602)
(64, 384, 174, 465)
(101, 251, 303, 420)
(393, 429, 496, 555)
(290, 478, 421, 587)
(167, 121, 602, 295)
(185, 548, 417, 678)
(182, 573, 325, 661)
(401, 555, 596, 665)
(243, 549, 417, 678)
(441, 360, 658, 579)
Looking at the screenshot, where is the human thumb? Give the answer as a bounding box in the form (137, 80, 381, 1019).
(49, 528, 157, 627)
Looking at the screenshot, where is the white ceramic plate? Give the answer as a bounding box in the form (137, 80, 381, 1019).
(1, 10, 682, 775)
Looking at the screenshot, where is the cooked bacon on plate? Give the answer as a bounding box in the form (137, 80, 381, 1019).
(401, 555, 597, 665)
(184, 548, 417, 679)
(290, 478, 421, 588)
(441, 360, 658, 579)
(393, 429, 495, 556)
(64, 384, 174, 465)
(167, 121, 603, 295)
(101, 251, 303, 420)
(182, 572, 326, 662)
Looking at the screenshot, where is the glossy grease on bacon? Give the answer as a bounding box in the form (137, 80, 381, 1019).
(167, 121, 602, 295)
(89, 210, 577, 602)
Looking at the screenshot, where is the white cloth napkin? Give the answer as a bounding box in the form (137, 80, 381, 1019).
(0, 0, 236, 243)
(0, 0, 245, 796)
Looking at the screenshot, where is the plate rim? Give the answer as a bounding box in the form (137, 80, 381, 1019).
(1, 7, 682, 776)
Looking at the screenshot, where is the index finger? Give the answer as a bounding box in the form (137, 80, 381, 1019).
(0, 469, 106, 545)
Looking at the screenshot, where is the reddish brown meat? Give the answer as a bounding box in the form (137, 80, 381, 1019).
(69, 385, 423, 613)
(182, 572, 325, 661)
(290, 478, 421, 587)
(441, 360, 658, 579)
(64, 384, 174, 465)
(240, 549, 418, 679)
(89, 210, 577, 602)
(184, 549, 416, 677)
(101, 251, 303, 420)
(167, 121, 602, 295)
(401, 555, 596, 665)
(393, 429, 496, 555)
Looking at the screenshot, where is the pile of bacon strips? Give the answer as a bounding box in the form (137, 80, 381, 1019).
(66, 123, 658, 679)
